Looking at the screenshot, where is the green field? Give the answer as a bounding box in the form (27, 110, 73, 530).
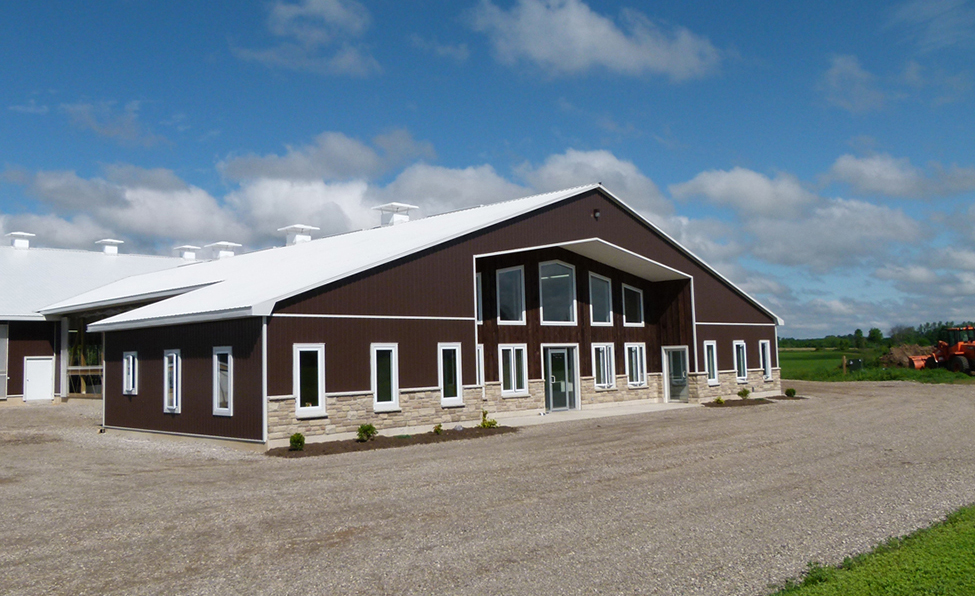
(770, 504, 975, 595)
(778, 348, 973, 383)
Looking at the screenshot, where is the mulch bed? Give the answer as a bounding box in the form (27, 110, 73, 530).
(703, 398, 774, 408)
(768, 395, 806, 400)
(268, 425, 518, 458)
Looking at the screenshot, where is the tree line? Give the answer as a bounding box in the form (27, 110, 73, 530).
(780, 321, 975, 350)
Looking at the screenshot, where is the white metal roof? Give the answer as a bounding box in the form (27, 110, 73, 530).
(42, 184, 780, 331)
(0, 245, 187, 321)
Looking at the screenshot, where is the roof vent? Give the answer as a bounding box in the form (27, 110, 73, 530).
(6, 231, 35, 249)
(373, 202, 418, 226)
(277, 224, 320, 246)
(96, 238, 124, 255)
(172, 245, 201, 260)
(204, 241, 242, 259)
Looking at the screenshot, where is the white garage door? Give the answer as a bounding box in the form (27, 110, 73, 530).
(23, 356, 55, 402)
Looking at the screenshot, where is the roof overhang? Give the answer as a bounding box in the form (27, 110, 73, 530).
(474, 238, 691, 282)
(87, 306, 253, 333)
(38, 282, 220, 317)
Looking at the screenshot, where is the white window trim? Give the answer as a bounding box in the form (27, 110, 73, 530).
(760, 340, 772, 380)
(592, 343, 615, 389)
(212, 346, 233, 417)
(588, 272, 613, 327)
(622, 284, 645, 327)
(293, 343, 326, 419)
(475, 272, 483, 325)
(496, 265, 526, 325)
(163, 349, 181, 414)
(539, 260, 577, 326)
(624, 342, 647, 387)
(122, 351, 138, 395)
(704, 341, 719, 386)
(499, 343, 529, 396)
(438, 343, 463, 408)
(0, 324, 7, 399)
(733, 340, 748, 383)
(475, 344, 484, 387)
(371, 343, 400, 412)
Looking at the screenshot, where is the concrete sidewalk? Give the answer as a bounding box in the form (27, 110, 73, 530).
(494, 399, 699, 427)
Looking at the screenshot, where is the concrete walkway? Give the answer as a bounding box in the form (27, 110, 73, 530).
(494, 399, 699, 427)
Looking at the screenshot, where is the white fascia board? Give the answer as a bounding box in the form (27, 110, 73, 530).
(1, 313, 47, 321)
(38, 282, 219, 316)
(87, 307, 254, 333)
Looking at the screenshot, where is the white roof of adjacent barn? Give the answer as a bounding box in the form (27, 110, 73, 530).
(0, 245, 187, 321)
(40, 184, 781, 331)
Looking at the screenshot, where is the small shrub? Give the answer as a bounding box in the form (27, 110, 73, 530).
(713, 396, 725, 405)
(737, 387, 751, 399)
(785, 387, 797, 398)
(356, 423, 378, 442)
(289, 432, 305, 451)
(478, 410, 498, 429)
(433, 423, 443, 435)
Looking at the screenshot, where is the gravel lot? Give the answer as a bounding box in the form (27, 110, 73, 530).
(2, 380, 974, 595)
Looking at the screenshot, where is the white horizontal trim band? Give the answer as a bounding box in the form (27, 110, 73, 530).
(273, 313, 474, 322)
(696, 321, 778, 327)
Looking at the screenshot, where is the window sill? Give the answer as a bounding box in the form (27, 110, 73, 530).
(627, 383, 647, 389)
(540, 321, 577, 326)
(501, 392, 530, 399)
(736, 379, 748, 384)
(594, 385, 616, 391)
(373, 404, 401, 413)
(591, 321, 613, 327)
(296, 410, 327, 420)
(707, 380, 720, 387)
(441, 401, 465, 409)
(623, 322, 645, 328)
(498, 320, 526, 326)
(213, 410, 233, 417)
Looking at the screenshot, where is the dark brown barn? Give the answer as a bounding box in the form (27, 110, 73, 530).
(44, 185, 782, 448)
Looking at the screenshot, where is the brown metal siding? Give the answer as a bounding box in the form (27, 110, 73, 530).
(104, 319, 263, 441)
(6, 321, 59, 396)
(697, 325, 778, 372)
(266, 317, 476, 395)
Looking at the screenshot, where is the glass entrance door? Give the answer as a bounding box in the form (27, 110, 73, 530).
(545, 347, 576, 411)
(664, 347, 689, 403)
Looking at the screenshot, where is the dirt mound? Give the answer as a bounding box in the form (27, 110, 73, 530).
(882, 344, 933, 368)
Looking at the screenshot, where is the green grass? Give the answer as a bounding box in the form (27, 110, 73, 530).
(770, 504, 975, 595)
(779, 349, 974, 383)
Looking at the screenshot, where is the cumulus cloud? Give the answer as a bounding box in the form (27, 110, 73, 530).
(669, 167, 817, 218)
(826, 153, 975, 197)
(888, 0, 975, 53)
(820, 55, 886, 113)
(226, 179, 372, 239)
(470, 0, 721, 80)
(371, 163, 527, 216)
(233, 0, 380, 76)
(59, 100, 165, 147)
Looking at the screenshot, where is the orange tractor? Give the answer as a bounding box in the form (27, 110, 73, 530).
(908, 326, 975, 373)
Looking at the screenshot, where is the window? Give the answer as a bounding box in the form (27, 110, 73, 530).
(625, 343, 646, 387)
(475, 344, 484, 387)
(760, 340, 772, 380)
(734, 340, 747, 382)
(212, 347, 233, 416)
(592, 343, 615, 389)
(163, 350, 181, 413)
(0, 324, 8, 398)
(293, 344, 325, 418)
(475, 272, 483, 324)
(439, 343, 463, 407)
(122, 351, 138, 395)
(704, 341, 718, 386)
(539, 261, 576, 325)
(499, 344, 528, 395)
(622, 284, 644, 326)
(589, 273, 612, 326)
(497, 266, 525, 324)
(372, 343, 400, 412)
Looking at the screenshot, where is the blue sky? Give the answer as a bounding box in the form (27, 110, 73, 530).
(2, 0, 974, 337)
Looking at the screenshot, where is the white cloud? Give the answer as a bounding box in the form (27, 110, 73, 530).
(410, 35, 470, 62)
(669, 167, 817, 217)
(888, 0, 975, 53)
(826, 153, 975, 197)
(234, 0, 380, 76)
(59, 100, 165, 147)
(820, 55, 886, 113)
(23, 170, 127, 211)
(470, 0, 721, 80)
(0, 213, 113, 250)
(371, 163, 527, 216)
(8, 99, 49, 114)
(874, 264, 940, 285)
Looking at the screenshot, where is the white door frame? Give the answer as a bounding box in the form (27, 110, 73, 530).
(661, 345, 689, 403)
(23, 356, 55, 402)
(540, 343, 581, 411)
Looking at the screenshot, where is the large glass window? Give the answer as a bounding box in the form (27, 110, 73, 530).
(122, 351, 138, 395)
(625, 343, 646, 387)
(475, 344, 484, 387)
(475, 272, 483, 324)
(622, 284, 644, 326)
(293, 344, 325, 418)
(497, 266, 526, 324)
(372, 343, 400, 412)
(704, 341, 718, 385)
(0, 324, 6, 398)
(760, 340, 772, 380)
(734, 340, 747, 382)
(499, 344, 528, 394)
(439, 343, 463, 407)
(589, 274, 612, 326)
(163, 350, 181, 413)
(539, 261, 576, 324)
(213, 347, 233, 416)
(592, 343, 615, 389)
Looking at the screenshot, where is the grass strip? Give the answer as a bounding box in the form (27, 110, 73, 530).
(770, 504, 975, 595)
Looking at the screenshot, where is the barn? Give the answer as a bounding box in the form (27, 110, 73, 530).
(41, 184, 782, 448)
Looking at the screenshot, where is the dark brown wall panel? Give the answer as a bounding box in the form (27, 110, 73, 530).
(104, 319, 263, 441)
(6, 321, 59, 396)
(697, 325, 778, 372)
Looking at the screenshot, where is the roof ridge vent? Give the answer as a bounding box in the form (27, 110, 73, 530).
(204, 241, 242, 259)
(6, 231, 35, 249)
(277, 224, 320, 246)
(372, 202, 418, 226)
(96, 238, 124, 255)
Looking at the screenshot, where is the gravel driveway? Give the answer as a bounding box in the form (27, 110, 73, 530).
(2, 380, 974, 595)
